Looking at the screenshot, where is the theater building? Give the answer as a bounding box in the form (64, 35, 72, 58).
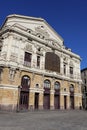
(81, 68, 87, 109)
(0, 14, 82, 111)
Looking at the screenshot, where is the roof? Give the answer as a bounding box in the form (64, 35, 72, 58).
(81, 68, 87, 72)
(1, 14, 64, 42)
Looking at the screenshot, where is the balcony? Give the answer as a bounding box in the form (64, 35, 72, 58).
(70, 74, 74, 79)
(24, 61, 31, 67)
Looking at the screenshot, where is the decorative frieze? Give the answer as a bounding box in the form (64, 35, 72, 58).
(10, 52, 18, 62)
(9, 67, 16, 81)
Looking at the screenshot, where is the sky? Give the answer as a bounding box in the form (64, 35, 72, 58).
(0, 0, 87, 70)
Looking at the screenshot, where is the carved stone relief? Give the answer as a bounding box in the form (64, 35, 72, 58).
(0, 67, 3, 81)
(9, 68, 16, 81)
(69, 60, 74, 66)
(35, 26, 50, 39)
(1, 52, 7, 59)
(46, 38, 61, 48)
(19, 55, 24, 64)
(10, 52, 18, 62)
(24, 44, 32, 52)
(63, 57, 68, 64)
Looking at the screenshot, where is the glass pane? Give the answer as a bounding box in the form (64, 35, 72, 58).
(54, 82, 60, 89)
(44, 80, 50, 88)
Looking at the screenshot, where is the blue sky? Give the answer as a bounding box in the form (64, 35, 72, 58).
(0, 0, 87, 70)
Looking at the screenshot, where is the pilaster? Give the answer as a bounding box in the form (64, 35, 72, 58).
(67, 95, 70, 109)
(6, 35, 13, 61)
(29, 91, 34, 110)
(50, 90, 54, 110)
(39, 92, 43, 110)
(60, 94, 64, 109)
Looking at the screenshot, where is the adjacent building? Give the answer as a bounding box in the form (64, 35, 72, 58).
(81, 68, 87, 109)
(0, 14, 82, 111)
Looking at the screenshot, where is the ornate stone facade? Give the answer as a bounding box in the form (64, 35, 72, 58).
(0, 14, 82, 111)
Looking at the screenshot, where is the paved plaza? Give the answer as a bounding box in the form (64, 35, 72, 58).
(0, 110, 87, 130)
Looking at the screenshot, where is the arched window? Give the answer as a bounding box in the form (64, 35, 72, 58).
(45, 52, 60, 73)
(21, 75, 30, 88)
(54, 81, 60, 90)
(44, 80, 50, 89)
(70, 84, 74, 92)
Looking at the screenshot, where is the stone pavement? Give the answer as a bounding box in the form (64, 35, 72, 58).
(0, 110, 87, 130)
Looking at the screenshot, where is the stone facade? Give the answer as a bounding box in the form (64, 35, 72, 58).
(81, 68, 87, 109)
(0, 14, 82, 111)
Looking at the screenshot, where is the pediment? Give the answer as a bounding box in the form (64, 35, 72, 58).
(46, 38, 61, 49)
(35, 25, 50, 39)
(3, 14, 64, 47)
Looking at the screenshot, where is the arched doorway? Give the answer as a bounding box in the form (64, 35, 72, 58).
(43, 80, 50, 109)
(70, 84, 74, 109)
(54, 81, 60, 109)
(19, 75, 30, 110)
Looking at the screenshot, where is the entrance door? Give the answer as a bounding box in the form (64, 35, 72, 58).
(54, 95, 60, 109)
(43, 94, 50, 109)
(34, 93, 39, 109)
(70, 96, 74, 109)
(64, 96, 67, 109)
(20, 91, 29, 110)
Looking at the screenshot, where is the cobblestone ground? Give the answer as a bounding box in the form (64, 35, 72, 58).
(0, 110, 87, 130)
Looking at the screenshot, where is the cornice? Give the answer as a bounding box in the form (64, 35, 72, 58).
(7, 14, 44, 22)
(0, 84, 18, 89)
(18, 66, 81, 83)
(4, 14, 64, 42)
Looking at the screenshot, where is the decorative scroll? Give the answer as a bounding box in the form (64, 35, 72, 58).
(35, 26, 50, 39)
(10, 52, 18, 62)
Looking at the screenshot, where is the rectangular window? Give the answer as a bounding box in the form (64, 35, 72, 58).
(0, 47, 2, 52)
(64, 64, 66, 75)
(24, 52, 32, 67)
(84, 86, 86, 91)
(84, 72, 86, 76)
(0, 46, 2, 55)
(84, 79, 86, 84)
(70, 67, 73, 74)
(37, 55, 40, 68)
(0, 68, 2, 80)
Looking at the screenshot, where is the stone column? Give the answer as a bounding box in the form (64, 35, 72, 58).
(6, 35, 13, 61)
(39, 92, 44, 110)
(79, 95, 82, 109)
(74, 95, 79, 109)
(50, 90, 54, 110)
(60, 94, 64, 109)
(60, 55, 63, 75)
(75, 94, 82, 109)
(29, 90, 34, 110)
(67, 95, 70, 109)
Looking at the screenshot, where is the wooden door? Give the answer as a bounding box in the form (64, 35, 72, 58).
(20, 91, 29, 110)
(43, 94, 50, 109)
(35, 93, 39, 109)
(64, 96, 67, 109)
(70, 96, 74, 109)
(54, 95, 60, 109)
